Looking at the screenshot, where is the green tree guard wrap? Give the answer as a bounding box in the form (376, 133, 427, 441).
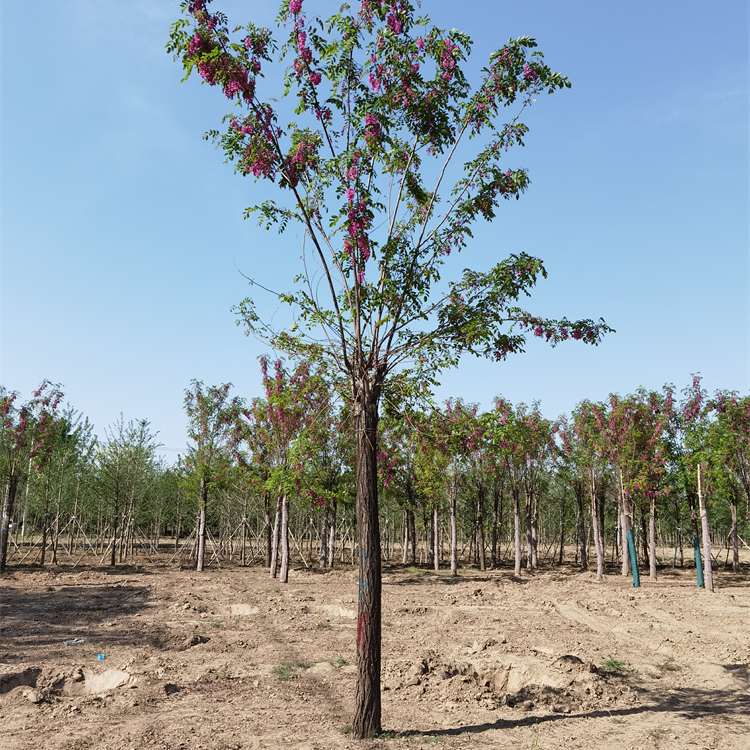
(626, 530, 640, 588)
(692, 534, 704, 588)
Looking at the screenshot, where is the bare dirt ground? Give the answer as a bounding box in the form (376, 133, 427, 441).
(1, 556, 748, 750)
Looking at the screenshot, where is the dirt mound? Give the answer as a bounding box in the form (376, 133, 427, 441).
(383, 648, 622, 714)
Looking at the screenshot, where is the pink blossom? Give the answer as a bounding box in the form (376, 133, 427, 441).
(289, 0, 303, 14)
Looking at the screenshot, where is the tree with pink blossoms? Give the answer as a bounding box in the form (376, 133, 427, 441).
(235, 357, 329, 583)
(168, 0, 612, 735)
(603, 388, 673, 583)
(484, 398, 526, 577)
(560, 401, 610, 578)
(709, 392, 750, 571)
(676, 376, 715, 590)
(0, 381, 64, 572)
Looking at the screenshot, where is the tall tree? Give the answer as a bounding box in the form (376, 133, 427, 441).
(679, 376, 714, 591)
(97, 416, 161, 567)
(0, 382, 64, 572)
(184, 381, 243, 572)
(239, 358, 328, 582)
(168, 0, 611, 736)
(710, 392, 750, 571)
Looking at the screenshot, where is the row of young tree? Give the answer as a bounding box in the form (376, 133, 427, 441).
(2, 373, 748, 585)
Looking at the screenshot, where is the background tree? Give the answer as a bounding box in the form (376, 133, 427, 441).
(96, 416, 161, 567)
(184, 381, 243, 572)
(678, 376, 714, 591)
(0, 381, 64, 572)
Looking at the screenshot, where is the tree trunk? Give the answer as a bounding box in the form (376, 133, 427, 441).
(264, 492, 272, 568)
(640, 507, 650, 569)
(525, 490, 533, 571)
(619, 472, 633, 575)
(351, 380, 382, 739)
(328, 500, 337, 569)
(320, 504, 329, 568)
(409, 507, 416, 564)
(589, 470, 604, 578)
(270, 495, 281, 578)
(530, 491, 538, 570)
(697, 464, 714, 592)
(280, 494, 290, 583)
(491, 485, 500, 568)
(576, 488, 587, 571)
(558, 491, 565, 566)
(0, 475, 20, 572)
(730, 493, 739, 572)
(477, 487, 486, 572)
(513, 485, 522, 577)
(196, 479, 208, 572)
(450, 488, 458, 577)
(432, 507, 439, 572)
(649, 497, 657, 580)
(402, 508, 409, 564)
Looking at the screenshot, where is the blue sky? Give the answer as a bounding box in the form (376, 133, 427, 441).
(2, 0, 748, 456)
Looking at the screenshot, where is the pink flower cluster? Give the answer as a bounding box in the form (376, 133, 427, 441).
(364, 113, 382, 141)
(386, 3, 406, 35)
(440, 39, 459, 81)
(343, 153, 372, 284)
(232, 107, 280, 179)
(284, 135, 319, 188)
(289, 0, 303, 15)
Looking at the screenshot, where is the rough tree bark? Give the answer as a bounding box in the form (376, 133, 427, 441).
(352, 379, 382, 739)
(279, 494, 290, 583)
(196, 478, 208, 572)
(269, 495, 281, 579)
(450, 487, 458, 577)
(697, 463, 714, 592)
(730, 492, 739, 572)
(320, 504, 329, 568)
(433, 507, 439, 572)
(530, 490, 538, 570)
(476, 487, 486, 572)
(589, 469, 605, 578)
(264, 491, 272, 568)
(649, 497, 657, 580)
(512, 484, 522, 577)
(327, 500, 336, 569)
(0, 476, 20, 573)
(491, 484, 500, 568)
(576, 487, 588, 571)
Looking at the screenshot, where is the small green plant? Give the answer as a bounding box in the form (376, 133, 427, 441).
(218, 665, 233, 680)
(281, 694, 291, 702)
(421, 737, 444, 744)
(339, 725, 352, 735)
(383, 621, 393, 627)
(375, 730, 397, 739)
(210, 620, 224, 628)
(335, 655, 348, 667)
(602, 658, 628, 674)
(273, 661, 296, 681)
(316, 621, 331, 630)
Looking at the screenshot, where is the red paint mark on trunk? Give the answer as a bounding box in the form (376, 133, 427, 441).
(357, 613, 371, 652)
